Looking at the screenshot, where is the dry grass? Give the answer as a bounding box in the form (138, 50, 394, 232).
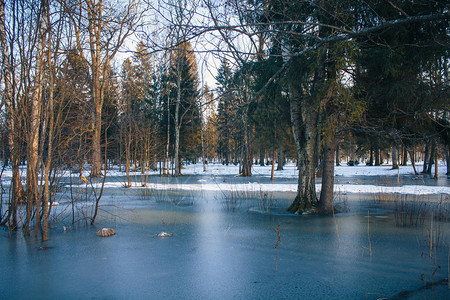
(222, 186, 274, 213)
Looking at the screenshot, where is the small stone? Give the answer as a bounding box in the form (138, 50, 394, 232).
(97, 228, 116, 237)
(157, 232, 173, 237)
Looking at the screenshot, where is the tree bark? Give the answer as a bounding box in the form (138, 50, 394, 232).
(259, 144, 265, 166)
(88, 0, 105, 177)
(434, 143, 438, 179)
(401, 145, 408, 166)
(426, 139, 435, 174)
(374, 145, 380, 166)
(287, 86, 319, 214)
(409, 150, 418, 175)
(335, 143, 341, 166)
(391, 136, 398, 169)
(174, 43, 182, 177)
(368, 143, 373, 166)
(241, 120, 252, 176)
(27, 0, 49, 237)
(271, 149, 277, 181)
(422, 140, 430, 173)
(319, 126, 335, 214)
(446, 145, 450, 175)
(277, 145, 284, 170)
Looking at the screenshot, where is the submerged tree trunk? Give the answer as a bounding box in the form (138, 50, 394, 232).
(287, 87, 319, 214)
(0, 0, 24, 229)
(27, 0, 49, 236)
(319, 126, 335, 214)
(42, 17, 54, 241)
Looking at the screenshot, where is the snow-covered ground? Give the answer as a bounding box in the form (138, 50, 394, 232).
(104, 161, 443, 178)
(100, 162, 449, 196)
(2, 162, 449, 196)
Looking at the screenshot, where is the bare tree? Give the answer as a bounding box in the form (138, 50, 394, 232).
(68, 0, 141, 177)
(0, 0, 24, 229)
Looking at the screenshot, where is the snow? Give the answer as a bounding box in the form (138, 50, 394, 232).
(104, 161, 444, 178)
(87, 181, 450, 195)
(2, 162, 449, 196)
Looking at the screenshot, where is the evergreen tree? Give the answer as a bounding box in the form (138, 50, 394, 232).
(166, 40, 201, 175)
(216, 59, 235, 165)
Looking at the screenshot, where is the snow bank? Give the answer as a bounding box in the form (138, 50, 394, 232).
(88, 181, 450, 195)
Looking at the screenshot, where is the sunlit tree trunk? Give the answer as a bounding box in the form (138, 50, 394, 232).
(43, 6, 55, 240)
(28, 0, 49, 237)
(88, 0, 104, 177)
(0, 0, 24, 228)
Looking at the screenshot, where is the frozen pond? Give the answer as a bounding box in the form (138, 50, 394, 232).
(1, 166, 449, 299)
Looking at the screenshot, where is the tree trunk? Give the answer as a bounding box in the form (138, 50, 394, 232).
(434, 143, 438, 179)
(125, 122, 131, 186)
(422, 140, 430, 173)
(91, 75, 103, 177)
(319, 126, 335, 214)
(426, 140, 435, 174)
(446, 145, 450, 175)
(241, 120, 252, 176)
(174, 122, 181, 176)
(201, 110, 206, 172)
(368, 144, 373, 166)
(277, 145, 284, 170)
(27, 0, 49, 237)
(401, 145, 408, 166)
(287, 87, 319, 214)
(271, 149, 277, 181)
(409, 150, 418, 175)
(0, 0, 24, 229)
(374, 145, 380, 166)
(42, 17, 53, 241)
(174, 47, 182, 177)
(259, 144, 265, 166)
(391, 136, 398, 169)
(165, 94, 170, 175)
(335, 143, 341, 166)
